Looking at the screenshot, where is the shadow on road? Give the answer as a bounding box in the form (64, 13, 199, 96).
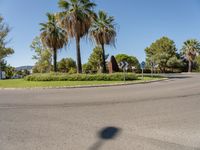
(168, 76, 191, 79)
(89, 126, 121, 150)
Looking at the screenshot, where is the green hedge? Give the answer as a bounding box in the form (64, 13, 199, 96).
(25, 73, 138, 81)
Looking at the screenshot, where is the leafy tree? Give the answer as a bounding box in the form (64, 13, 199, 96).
(195, 55, 200, 71)
(22, 69, 30, 77)
(0, 61, 15, 79)
(145, 37, 177, 72)
(115, 54, 140, 69)
(82, 63, 92, 74)
(90, 11, 116, 73)
(181, 39, 200, 72)
(0, 16, 14, 78)
(68, 68, 77, 74)
(58, 58, 76, 73)
(5, 65, 15, 79)
(15, 70, 23, 76)
(167, 56, 183, 72)
(88, 46, 109, 73)
(31, 36, 52, 73)
(58, 0, 96, 73)
(0, 60, 7, 71)
(40, 13, 68, 72)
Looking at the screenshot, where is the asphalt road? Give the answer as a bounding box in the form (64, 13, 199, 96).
(0, 73, 200, 150)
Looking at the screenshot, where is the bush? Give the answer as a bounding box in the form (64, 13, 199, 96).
(68, 68, 77, 74)
(25, 73, 138, 81)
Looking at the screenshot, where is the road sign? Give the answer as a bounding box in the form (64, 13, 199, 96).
(140, 61, 146, 69)
(154, 64, 159, 68)
(118, 61, 129, 82)
(140, 61, 146, 79)
(118, 61, 129, 70)
(132, 66, 136, 70)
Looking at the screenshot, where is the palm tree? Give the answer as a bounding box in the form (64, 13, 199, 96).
(58, 0, 96, 73)
(181, 39, 200, 72)
(40, 13, 68, 72)
(90, 11, 116, 73)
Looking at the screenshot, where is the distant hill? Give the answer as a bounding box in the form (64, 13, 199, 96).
(15, 66, 33, 71)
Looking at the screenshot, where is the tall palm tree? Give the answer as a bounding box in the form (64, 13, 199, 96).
(58, 0, 96, 73)
(90, 11, 116, 73)
(181, 39, 200, 72)
(40, 13, 68, 72)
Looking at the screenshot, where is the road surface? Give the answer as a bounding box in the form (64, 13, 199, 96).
(0, 73, 200, 150)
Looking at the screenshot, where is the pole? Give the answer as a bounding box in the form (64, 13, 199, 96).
(142, 69, 144, 79)
(123, 68, 126, 82)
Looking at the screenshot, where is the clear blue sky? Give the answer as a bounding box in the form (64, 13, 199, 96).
(1, 0, 200, 67)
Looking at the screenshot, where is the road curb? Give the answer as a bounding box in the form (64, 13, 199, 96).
(0, 78, 168, 90)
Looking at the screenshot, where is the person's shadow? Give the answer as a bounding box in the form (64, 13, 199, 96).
(89, 126, 121, 150)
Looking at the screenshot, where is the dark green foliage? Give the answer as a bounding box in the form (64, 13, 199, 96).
(22, 69, 31, 77)
(115, 54, 140, 70)
(5, 65, 15, 79)
(194, 56, 200, 71)
(167, 56, 184, 72)
(88, 46, 109, 73)
(145, 36, 177, 73)
(25, 73, 138, 81)
(0, 61, 16, 79)
(0, 16, 14, 78)
(15, 70, 23, 76)
(82, 63, 93, 74)
(58, 58, 76, 73)
(0, 60, 7, 71)
(14, 70, 30, 78)
(68, 68, 77, 74)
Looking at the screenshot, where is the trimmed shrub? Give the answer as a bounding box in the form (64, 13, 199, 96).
(25, 73, 138, 81)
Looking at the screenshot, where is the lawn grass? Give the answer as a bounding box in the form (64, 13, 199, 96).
(0, 79, 123, 88)
(0, 76, 166, 88)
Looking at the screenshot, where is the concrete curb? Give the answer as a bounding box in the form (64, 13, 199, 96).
(0, 78, 168, 90)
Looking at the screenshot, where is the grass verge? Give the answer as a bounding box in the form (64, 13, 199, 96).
(0, 76, 166, 89)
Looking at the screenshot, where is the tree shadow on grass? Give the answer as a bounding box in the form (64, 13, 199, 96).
(89, 126, 121, 150)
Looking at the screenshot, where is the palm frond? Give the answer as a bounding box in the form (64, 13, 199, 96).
(181, 39, 200, 61)
(57, 0, 96, 38)
(89, 10, 116, 47)
(39, 13, 68, 51)
(58, 0, 70, 10)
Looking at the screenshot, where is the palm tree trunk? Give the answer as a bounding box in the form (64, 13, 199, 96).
(159, 67, 163, 73)
(163, 67, 166, 73)
(53, 49, 57, 72)
(188, 60, 192, 72)
(76, 36, 82, 73)
(101, 44, 107, 73)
